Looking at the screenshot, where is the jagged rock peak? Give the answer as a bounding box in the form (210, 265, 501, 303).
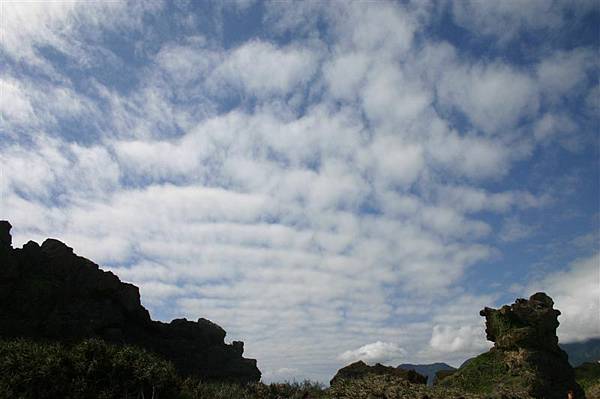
(480, 292, 561, 352)
(0, 221, 261, 383)
(0, 220, 12, 248)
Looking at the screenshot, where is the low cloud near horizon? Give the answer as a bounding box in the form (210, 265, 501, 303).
(1, 0, 598, 382)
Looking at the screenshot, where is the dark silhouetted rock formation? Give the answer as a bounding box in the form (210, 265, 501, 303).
(330, 360, 427, 386)
(439, 293, 584, 398)
(0, 221, 260, 383)
(398, 363, 456, 386)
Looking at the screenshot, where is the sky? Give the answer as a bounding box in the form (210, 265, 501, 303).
(1, 0, 599, 384)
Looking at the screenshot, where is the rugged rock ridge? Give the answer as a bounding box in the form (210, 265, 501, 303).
(0, 221, 260, 382)
(330, 360, 427, 386)
(440, 292, 584, 398)
(480, 292, 561, 353)
(397, 363, 456, 386)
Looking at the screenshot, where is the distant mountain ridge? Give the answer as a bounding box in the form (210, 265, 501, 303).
(397, 363, 455, 386)
(561, 338, 600, 367)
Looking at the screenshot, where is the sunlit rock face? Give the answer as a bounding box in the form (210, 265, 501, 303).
(440, 293, 584, 399)
(0, 221, 261, 383)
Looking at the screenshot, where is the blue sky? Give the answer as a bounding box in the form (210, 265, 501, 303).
(1, 0, 599, 383)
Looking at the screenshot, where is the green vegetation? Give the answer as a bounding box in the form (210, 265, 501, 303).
(0, 338, 330, 399)
(328, 374, 530, 399)
(433, 369, 456, 384)
(437, 350, 532, 396)
(0, 338, 179, 398)
(574, 362, 600, 398)
(0, 339, 541, 399)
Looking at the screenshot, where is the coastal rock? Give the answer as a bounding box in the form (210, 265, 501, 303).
(439, 293, 584, 398)
(0, 221, 260, 383)
(331, 360, 427, 386)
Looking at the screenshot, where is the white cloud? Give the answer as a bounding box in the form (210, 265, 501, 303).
(370, 136, 424, 188)
(333, 2, 417, 56)
(324, 51, 370, 101)
(155, 40, 222, 86)
(338, 341, 407, 365)
(0, 76, 97, 135)
(0, 78, 36, 128)
(430, 325, 490, 353)
(438, 62, 539, 134)
(362, 63, 432, 128)
(435, 185, 546, 214)
(210, 40, 319, 96)
(536, 49, 596, 99)
(0, 0, 159, 68)
(427, 124, 514, 179)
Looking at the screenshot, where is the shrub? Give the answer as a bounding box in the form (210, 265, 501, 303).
(0, 338, 179, 399)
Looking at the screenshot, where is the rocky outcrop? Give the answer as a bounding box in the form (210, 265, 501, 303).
(330, 360, 427, 386)
(0, 221, 260, 382)
(480, 292, 561, 352)
(439, 293, 584, 398)
(398, 363, 456, 386)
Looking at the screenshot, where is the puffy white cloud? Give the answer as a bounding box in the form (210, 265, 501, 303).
(155, 40, 222, 86)
(438, 62, 539, 134)
(430, 325, 490, 353)
(369, 136, 424, 188)
(536, 49, 597, 99)
(427, 124, 514, 179)
(0, 135, 119, 201)
(338, 341, 407, 365)
(323, 51, 370, 101)
(210, 40, 319, 96)
(362, 63, 432, 128)
(332, 2, 417, 56)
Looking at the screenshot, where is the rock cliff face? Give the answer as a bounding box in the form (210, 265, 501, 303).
(330, 360, 427, 386)
(440, 293, 584, 398)
(0, 221, 260, 383)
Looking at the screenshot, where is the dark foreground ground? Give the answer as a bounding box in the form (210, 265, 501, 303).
(2, 339, 598, 399)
